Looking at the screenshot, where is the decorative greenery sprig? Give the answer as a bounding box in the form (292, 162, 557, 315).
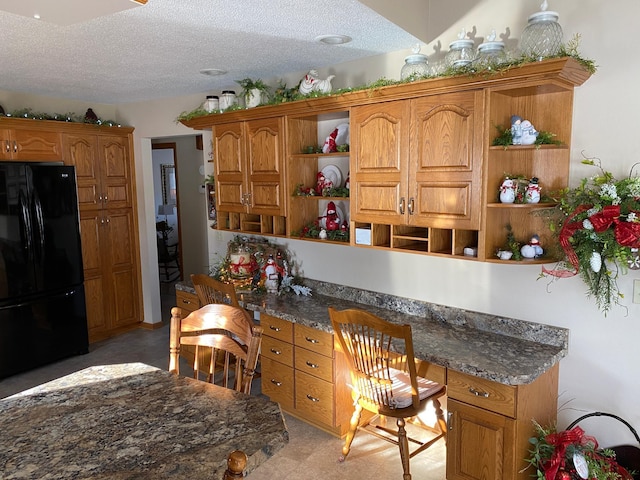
(0, 108, 122, 127)
(492, 124, 562, 147)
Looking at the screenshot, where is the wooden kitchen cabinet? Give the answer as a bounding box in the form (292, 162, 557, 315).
(260, 314, 352, 436)
(0, 125, 62, 161)
(446, 365, 559, 480)
(175, 289, 201, 315)
(63, 127, 142, 342)
(350, 90, 483, 255)
(214, 117, 287, 236)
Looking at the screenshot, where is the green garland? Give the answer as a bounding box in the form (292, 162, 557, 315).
(0, 107, 123, 127)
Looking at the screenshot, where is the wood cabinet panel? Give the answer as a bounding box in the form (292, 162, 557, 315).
(175, 290, 201, 314)
(294, 323, 333, 357)
(262, 335, 294, 367)
(294, 346, 333, 383)
(64, 134, 100, 209)
(261, 357, 294, 410)
(261, 314, 294, 343)
(447, 370, 516, 418)
(295, 370, 335, 426)
(0, 128, 62, 160)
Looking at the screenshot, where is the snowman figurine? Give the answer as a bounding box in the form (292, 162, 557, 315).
(499, 177, 516, 203)
(521, 235, 544, 259)
(525, 177, 541, 204)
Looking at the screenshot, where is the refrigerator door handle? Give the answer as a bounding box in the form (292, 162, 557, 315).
(33, 191, 45, 261)
(19, 190, 34, 259)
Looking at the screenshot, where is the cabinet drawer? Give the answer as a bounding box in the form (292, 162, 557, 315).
(447, 370, 516, 418)
(262, 336, 294, 367)
(294, 324, 333, 357)
(261, 314, 293, 343)
(295, 346, 333, 383)
(175, 290, 201, 315)
(295, 370, 334, 427)
(261, 357, 294, 410)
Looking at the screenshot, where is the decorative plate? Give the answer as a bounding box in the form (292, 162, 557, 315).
(320, 164, 342, 189)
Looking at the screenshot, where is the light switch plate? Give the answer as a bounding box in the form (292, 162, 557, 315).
(633, 279, 640, 304)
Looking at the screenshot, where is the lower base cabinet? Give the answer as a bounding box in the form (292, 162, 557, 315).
(446, 364, 559, 480)
(260, 314, 352, 436)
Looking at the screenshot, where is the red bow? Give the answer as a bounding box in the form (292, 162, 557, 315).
(589, 205, 620, 232)
(230, 255, 252, 274)
(542, 426, 597, 480)
(615, 214, 640, 248)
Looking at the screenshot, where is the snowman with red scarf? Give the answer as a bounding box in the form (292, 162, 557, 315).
(325, 201, 341, 231)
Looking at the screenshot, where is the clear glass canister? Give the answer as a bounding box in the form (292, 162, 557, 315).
(520, 1, 563, 59)
(219, 90, 237, 110)
(203, 95, 219, 113)
(474, 40, 507, 69)
(401, 45, 429, 81)
(445, 38, 475, 68)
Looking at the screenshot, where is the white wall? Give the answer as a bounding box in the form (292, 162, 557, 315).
(3, 0, 638, 447)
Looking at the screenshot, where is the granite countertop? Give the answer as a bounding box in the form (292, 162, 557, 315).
(0, 363, 288, 479)
(177, 279, 568, 386)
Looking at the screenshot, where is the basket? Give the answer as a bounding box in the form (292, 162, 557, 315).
(567, 412, 640, 479)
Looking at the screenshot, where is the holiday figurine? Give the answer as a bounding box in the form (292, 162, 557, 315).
(499, 177, 516, 203)
(511, 115, 523, 145)
(511, 115, 539, 145)
(315, 171, 333, 196)
(325, 201, 341, 231)
(520, 234, 544, 259)
(525, 177, 541, 203)
(262, 254, 285, 293)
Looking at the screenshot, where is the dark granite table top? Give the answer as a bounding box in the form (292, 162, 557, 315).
(0, 363, 288, 479)
(177, 279, 569, 386)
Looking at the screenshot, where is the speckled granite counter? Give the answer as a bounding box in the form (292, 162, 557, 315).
(177, 279, 568, 386)
(0, 363, 288, 479)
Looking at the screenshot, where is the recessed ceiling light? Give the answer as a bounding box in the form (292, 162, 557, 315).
(200, 69, 227, 76)
(315, 35, 352, 45)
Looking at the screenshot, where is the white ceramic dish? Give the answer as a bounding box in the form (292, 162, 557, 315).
(321, 164, 342, 189)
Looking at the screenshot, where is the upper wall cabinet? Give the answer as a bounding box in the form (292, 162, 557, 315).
(181, 57, 591, 263)
(214, 117, 287, 236)
(0, 127, 62, 161)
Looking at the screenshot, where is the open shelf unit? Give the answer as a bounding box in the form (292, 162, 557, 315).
(286, 111, 350, 243)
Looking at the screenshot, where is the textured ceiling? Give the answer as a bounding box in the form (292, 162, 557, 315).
(0, 0, 426, 104)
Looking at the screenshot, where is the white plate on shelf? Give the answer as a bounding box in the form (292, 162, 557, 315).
(319, 204, 346, 229)
(321, 164, 342, 189)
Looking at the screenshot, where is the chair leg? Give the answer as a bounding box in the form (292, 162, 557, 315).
(340, 403, 363, 461)
(397, 417, 412, 480)
(433, 398, 448, 444)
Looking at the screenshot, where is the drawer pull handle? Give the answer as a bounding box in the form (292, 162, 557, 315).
(447, 411, 454, 430)
(306, 361, 319, 369)
(270, 379, 282, 387)
(269, 325, 281, 332)
(270, 348, 282, 355)
(469, 387, 489, 398)
(306, 394, 320, 403)
(181, 299, 192, 305)
(305, 336, 320, 344)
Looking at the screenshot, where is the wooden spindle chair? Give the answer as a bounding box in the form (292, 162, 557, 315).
(329, 307, 447, 480)
(191, 273, 240, 307)
(169, 304, 262, 394)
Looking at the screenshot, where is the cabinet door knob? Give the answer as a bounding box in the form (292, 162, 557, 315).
(12, 140, 17, 153)
(399, 197, 405, 215)
(181, 299, 192, 305)
(306, 394, 320, 403)
(468, 387, 490, 398)
(408, 197, 415, 215)
(4, 140, 10, 153)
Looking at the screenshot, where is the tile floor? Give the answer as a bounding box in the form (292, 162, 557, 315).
(0, 281, 447, 479)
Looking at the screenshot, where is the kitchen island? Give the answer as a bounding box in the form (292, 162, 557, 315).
(0, 363, 288, 479)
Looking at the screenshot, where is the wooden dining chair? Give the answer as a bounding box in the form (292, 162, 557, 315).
(169, 304, 263, 394)
(328, 307, 447, 480)
(191, 273, 240, 307)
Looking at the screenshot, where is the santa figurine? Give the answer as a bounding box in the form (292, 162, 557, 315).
(315, 171, 332, 196)
(325, 201, 341, 231)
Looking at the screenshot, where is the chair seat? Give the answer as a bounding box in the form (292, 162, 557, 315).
(389, 368, 444, 409)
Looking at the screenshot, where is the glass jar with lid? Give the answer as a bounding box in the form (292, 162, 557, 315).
(203, 95, 219, 113)
(474, 31, 507, 69)
(219, 90, 237, 110)
(520, 0, 563, 60)
(444, 30, 475, 69)
(400, 44, 429, 81)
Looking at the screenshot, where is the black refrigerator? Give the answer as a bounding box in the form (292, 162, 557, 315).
(0, 162, 88, 379)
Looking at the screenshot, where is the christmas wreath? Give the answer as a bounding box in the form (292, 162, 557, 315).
(541, 157, 640, 313)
